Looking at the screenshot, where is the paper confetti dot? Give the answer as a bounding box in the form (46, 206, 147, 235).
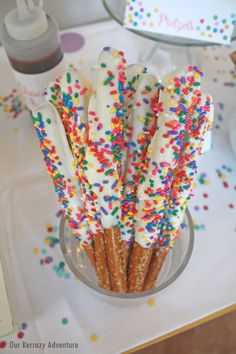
(60, 33, 85, 53)
(90, 334, 98, 342)
(147, 297, 156, 307)
(17, 331, 24, 339)
(12, 127, 19, 133)
(193, 220, 206, 231)
(47, 224, 53, 233)
(56, 210, 63, 218)
(33, 247, 40, 255)
(229, 203, 234, 209)
(0, 341, 7, 349)
(0, 89, 27, 118)
(21, 323, 28, 330)
(61, 318, 68, 325)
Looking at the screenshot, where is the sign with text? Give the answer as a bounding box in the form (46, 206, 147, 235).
(124, 0, 236, 44)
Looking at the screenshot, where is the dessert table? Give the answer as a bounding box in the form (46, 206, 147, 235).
(0, 20, 236, 354)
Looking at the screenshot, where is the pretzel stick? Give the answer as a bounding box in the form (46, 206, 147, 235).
(33, 103, 92, 251)
(84, 48, 128, 292)
(129, 66, 203, 292)
(57, 70, 111, 289)
(121, 72, 158, 271)
(143, 248, 167, 291)
(144, 94, 214, 291)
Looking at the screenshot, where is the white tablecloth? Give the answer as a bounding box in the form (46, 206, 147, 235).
(0, 20, 236, 354)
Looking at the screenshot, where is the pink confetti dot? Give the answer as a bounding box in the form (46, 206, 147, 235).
(229, 203, 234, 209)
(203, 205, 209, 211)
(200, 19, 205, 23)
(160, 148, 165, 154)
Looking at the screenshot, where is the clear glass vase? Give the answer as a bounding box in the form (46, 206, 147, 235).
(59, 209, 194, 305)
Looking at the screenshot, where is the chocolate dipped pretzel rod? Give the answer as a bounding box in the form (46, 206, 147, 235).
(45, 69, 111, 290)
(84, 47, 128, 292)
(129, 66, 203, 292)
(32, 103, 95, 267)
(121, 72, 158, 271)
(143, 93, 214, 291)
(59, 70, 111, 290)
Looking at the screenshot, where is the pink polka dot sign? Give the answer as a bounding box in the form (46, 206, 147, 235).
(124, 0, 236, 44)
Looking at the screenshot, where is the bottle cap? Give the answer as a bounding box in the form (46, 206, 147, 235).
(4, 0, 48, 41)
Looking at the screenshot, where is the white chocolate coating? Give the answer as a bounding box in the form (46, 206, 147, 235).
(161, 94, 214, 248)
(134, 66, 203, 248)
(121, 73, 158, 242)
(33, 102, 91, 245)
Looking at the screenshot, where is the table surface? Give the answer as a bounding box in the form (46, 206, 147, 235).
(0, 20, 236, 354)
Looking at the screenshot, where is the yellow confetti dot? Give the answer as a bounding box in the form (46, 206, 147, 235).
(33, 247, 39, 255)
(90, 334, 98, 342)
(12, 127, 19, 133)
(147, 297, 156, 307)
(154, 8, 159, 13)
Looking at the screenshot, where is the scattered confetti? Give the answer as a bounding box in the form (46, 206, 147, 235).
(61, 318, 68, 325)
(12, 127, 20, 133)
(53, 261, 71, 279)
(34, 223, 72, 280)
(0, 341, 7, 349)
(90, 334, 98, 342)
(56, 209, 63, 218)
(21, 323, 28, 330)
(147, 297, 156, 307)
(33, 247, 40, 255)
(193, 220, 206, 231)
(198, 173, 210, 185)
(0, 89, 27, 118)
(60, 32, 85, 53)
(17, 331, 24, 339)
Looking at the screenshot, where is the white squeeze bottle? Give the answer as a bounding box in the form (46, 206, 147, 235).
(1, 0, 65, 111)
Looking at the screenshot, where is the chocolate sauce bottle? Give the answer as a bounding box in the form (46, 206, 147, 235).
(1, 0, 65, 111)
